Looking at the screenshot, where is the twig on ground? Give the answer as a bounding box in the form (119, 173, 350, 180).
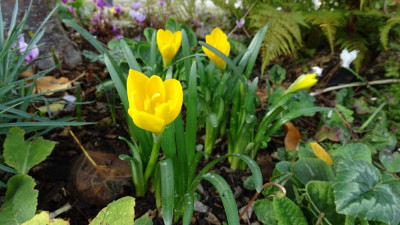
(310, 79, 400, 96)
(49, 203, 72, 219)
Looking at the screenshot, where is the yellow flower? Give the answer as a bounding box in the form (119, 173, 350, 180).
(286, 73, 318, 93)
(109, 7, 116, 14)
(310, 142, 334, 165)
(127, 69, 183, 133)
(202, 27, 230, 70)
(156, 29, 182, 67)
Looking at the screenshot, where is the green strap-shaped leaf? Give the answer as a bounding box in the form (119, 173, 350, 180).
(186, 61, 198, 164)
(89, 196, 135, 225)
(201, 173, 239, 225)
(306, 181, 345, 225)
(4, 127, 55, 174)
(160, 159, 175, 225)
(189, 153, 262, 193)
(334, 160, 400, 225)
(121, 39, 142, 72)
(0, 175, 38, 225)
(273, 197, 308, 225)
(182, 194, 194, 225)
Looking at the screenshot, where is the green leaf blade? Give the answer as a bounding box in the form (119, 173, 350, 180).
(273, 197, 308, 225)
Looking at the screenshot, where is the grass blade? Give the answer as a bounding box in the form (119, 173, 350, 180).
(160, 159, 175, 225)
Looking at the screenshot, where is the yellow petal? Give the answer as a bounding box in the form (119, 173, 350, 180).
(155, 103, 170, 124)
(173, 31, 182, 51)
(161, 45, 175, 66)
(146, 75, 165, 103)
(164, 79, 183, 124)
(127, 69, 148, 105)
(286, 74, 318, 93)
(310, 142, 334, 165)
(203, 27, 230, 69)
(128, 108, 165, 133)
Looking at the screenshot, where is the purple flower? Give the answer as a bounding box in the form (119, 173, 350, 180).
(236, 18, 245, 29)
(25, 46, 39, 63)
(129, 10, 146, 23)
(158, 0, 166, 6)
(132, 2, 142, 11)
(68, 5, 76, 13)
(114, 4, 122, 14)
(96, 0, 111, 8)
(63, 95, 77, 102)
(112, 25, 123, 40)
(135, 12, 146, 23)
(61, 0, 68, 3)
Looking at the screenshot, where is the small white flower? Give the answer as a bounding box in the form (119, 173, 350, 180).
(276, 7, 282, 11)
(340, 48, 359, 68)
(313, 0, 322, 10)
(312, 66, 323, 77)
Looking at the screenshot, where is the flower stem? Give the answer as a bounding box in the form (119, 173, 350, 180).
(144, 133, 162, 183)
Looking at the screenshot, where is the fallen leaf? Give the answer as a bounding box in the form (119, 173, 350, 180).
(310, 142, 334, 165)
(283, 122, 302, 151)
(36, 101, 65, 114)
(34, 76, 71, 95)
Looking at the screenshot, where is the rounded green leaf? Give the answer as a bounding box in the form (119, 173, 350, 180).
(291, 158, 335, 185)
(331, 143, 371, 164)
(273, 197, 308, 225)
(306, 181, 345, 224)
(90, 196, 135, 225)
(254, 199, 277, 225)
(334, 160, 400, 225)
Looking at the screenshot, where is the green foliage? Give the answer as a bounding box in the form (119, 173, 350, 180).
(291, 158, 335, 185)
(21, 211, 69, 225)
(250, 3, 306, 73)
(268, 64, 286, 85)
(306, 181, 345, 225)
(254, 199, 277, 225)
(90, 196, 135, 225)
(0, 175, 38, 225)
(331, 143, 371, 163)
(380, 16, 400, 50)
(305, 10, 346, 53)
(273, 197, 308, 225)
(3, 127, 55, 175)
(334, 160, 400, 225)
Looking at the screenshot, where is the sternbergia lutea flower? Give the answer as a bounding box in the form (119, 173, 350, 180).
(156, 29, 182, 67)
(202, 27, 230, 70)
(127, 69, 183, 133)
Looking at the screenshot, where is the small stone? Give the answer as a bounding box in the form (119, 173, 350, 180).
(194, 200, 209, 213)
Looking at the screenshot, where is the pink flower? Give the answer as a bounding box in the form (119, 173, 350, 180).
(68, 5, 76, 13)
(158, 0, 166, 6)
(25, 46, 39, 63)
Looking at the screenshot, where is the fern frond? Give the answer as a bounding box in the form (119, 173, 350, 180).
(336, 33, 368, 72)
(380, 16, 400, 50)
(305, 10, 346, 53)
(249, 3, 306, 73)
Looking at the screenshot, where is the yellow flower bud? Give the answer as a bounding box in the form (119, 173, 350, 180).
(310, 142, 334, 165)
(202, 27, 230, 70)
(156, 29, 182, 67)
(127, 69, 183, 133)
(286, 73, 318, 93)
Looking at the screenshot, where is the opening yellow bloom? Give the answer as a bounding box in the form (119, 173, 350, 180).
(156, 29, 182, 67)
(127, 69, 183, 133)
(202, 27, 230, 70)
(310, 142, 334, 165)
(286, 73, 318, 93)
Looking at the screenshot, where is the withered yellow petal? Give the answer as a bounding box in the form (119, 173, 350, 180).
(310, 142, 334, 165)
